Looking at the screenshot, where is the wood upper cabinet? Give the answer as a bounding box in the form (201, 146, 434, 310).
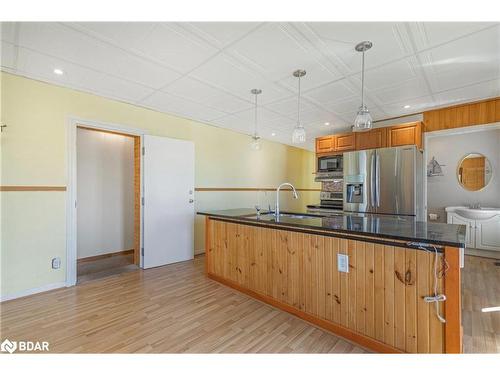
(316, 133, 355, 153)
(387, 121, 423, 149)
(355, 127, 387, 150)
(315, 135, 335, 153)
(315, 121, 424, 156)
(335, 132, 356, 152)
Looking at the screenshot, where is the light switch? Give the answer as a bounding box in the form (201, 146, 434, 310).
(337, 254, 349, 273)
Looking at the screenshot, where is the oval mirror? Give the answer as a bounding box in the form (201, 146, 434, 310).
(457, 153, 493, 191)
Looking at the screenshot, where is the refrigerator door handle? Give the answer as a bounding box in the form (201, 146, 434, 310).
(370, 152, 376, 207)
(376, 153, 380, 207)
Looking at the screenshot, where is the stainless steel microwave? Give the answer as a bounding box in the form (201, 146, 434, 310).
(317, 154, 343, 173)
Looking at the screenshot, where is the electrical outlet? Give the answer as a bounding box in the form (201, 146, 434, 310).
(52, 257, 61, 269)
(337, 254, 349, 273)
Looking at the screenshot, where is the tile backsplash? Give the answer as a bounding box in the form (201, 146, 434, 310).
(322, 180, 343, 192)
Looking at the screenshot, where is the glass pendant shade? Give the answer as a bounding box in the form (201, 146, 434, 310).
(292, 125, 306, 144)
(250, 135, 261, 150)
(353, 105, 373, 132)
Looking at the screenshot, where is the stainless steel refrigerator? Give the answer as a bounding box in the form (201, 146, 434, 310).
(343, 145, 424, 220)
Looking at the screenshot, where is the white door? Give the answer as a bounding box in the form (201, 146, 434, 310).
(143, 135, 195, 268)
(475, 214, 500, 251)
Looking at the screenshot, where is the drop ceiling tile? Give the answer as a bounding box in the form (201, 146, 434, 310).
(67, 22, 156, 51)
(260, 115, 296, 131)
(276, 64, 341, 92)
(16, 47, 154, 103)
(134, 24, 218, 73)
(298, 108, 337, 126)
(419, 26, 500, 92)
(207, 114, 252, 133)
(362, 58, 418, 91)
(185, 22, 261, 48)
(307, 118, 351, 134)
(231, 106, 286, 126)
(371, 77, 431, 104)
(263, 96, 316, 117)
(324, 96, 377, 115)
(163, 76, 253, 114)
(307, 22, 411, 72)
(140, 90, 226, 121)
(303, 79, 356, 105)
(382, 95, 437, 116)
(1, 41, 16, 69)
(435, 79, 500, 106)
(17, 23, 181, 89)
(189, 53, 291, 104)
(228, 23, 340, 85)
(409, 22, 497, 50)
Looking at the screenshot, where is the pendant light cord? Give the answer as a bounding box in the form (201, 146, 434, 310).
(361, 49, 365, 109)
(297, 75, 301, 127)
(254, 92, 258, 136)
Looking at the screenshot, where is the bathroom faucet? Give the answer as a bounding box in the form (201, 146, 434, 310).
(275, 182, 299, 217)
(469, 202, 481, 209)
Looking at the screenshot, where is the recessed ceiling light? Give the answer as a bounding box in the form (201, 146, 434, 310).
(403, 105, 411, 109)
(324, 122, 330, 126)
(53, 68, 64, 75)
(271, 132, 276, 137)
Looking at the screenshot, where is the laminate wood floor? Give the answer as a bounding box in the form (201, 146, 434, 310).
(0, 256, 366, 353)
(462, 256, 500, 353)
(1, 255, 498, 353)
(77, 253, 138, 284)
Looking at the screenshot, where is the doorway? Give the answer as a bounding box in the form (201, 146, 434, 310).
(75, 126, 142, 283)
(66, 118, 196, 287)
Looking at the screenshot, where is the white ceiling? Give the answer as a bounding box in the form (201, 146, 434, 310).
(1, 22, 499, 150)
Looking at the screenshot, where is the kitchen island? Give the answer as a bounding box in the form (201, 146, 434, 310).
(199, 209, 466, 353)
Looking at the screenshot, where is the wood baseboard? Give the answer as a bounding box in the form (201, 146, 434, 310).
(207, 272, 401, 354)
(78, 249, 134, 263)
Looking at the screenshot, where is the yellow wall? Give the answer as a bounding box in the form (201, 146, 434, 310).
(0, 72, 319, 297)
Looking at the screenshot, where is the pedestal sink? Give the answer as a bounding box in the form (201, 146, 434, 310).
(446, 206, 500, 220)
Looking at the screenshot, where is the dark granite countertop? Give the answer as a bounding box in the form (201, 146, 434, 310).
(197, 209, 466, 248)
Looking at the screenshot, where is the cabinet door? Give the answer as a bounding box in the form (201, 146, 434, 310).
(316, 135, 335, 153)
(355, 127, 387, 150)
(335, 133, 356, 151)
(448, 212, 475, 248)
(475, 214, 500, 251)
(388, 122, 422, 149)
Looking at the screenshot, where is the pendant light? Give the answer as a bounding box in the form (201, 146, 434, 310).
(250, 88, 262, 151)
(353, 41, 373, 132)
(292, 69, 306, 144)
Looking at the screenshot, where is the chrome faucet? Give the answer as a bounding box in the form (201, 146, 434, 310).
(469, 202, 481, 209)
(275, 182, 299, 217)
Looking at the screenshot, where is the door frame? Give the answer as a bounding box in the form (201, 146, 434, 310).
(422, 122, 500, 222)
(66, 116, 146, 287)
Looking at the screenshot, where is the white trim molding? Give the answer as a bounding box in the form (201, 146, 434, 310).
(0, 282, 67, 302)
(66, 116, 146, 287)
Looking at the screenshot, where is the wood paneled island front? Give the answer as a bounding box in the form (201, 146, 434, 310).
(199, 209, 466, 354)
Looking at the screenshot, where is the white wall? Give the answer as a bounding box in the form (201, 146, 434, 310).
(76, 128, 135, 259)
(427, 127, 500, 222)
